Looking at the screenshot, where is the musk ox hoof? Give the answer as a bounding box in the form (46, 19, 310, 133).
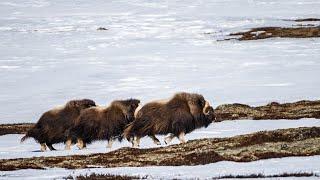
(155, 141, 161, 145)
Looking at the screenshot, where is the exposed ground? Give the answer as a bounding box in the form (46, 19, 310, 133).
(1, 126, 319, 171)
(68, 172, 319, 180)
(214, 100, 320, 121)
(1, 100, 319, 136)
(0, 123, 34, 136)
(227, 26, 320, 41)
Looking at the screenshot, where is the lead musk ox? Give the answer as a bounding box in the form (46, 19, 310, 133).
(123, 92, 215, 147)
(21, 99, 96, 151)
(66, 99, 140, 150)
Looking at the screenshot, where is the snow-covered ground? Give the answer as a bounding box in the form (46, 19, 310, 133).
(1, 0, 320, 123)
(1, 0, 320, 179)
(1, 119, 319, 159)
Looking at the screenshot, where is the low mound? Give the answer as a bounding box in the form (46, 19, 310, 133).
(0, 123, 34, 136)
(214, 100, 320, 121)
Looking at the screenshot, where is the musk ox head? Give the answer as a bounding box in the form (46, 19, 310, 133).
(66, 99, 96, 110)
(111, 99, 140, 122)
(176, 92, 215, 127)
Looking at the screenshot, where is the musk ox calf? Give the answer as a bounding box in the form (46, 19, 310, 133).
(123, 92, 215, 147)
(21, 99, 96, 151)
(66, 98, 140, 150)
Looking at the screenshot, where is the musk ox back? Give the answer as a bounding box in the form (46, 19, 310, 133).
(123, 92, 215, 147)
(20, 99, 96, 151)
(67, 98, 140, 149)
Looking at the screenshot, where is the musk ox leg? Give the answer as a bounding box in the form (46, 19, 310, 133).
(46, 143, 56, 151)
(65, 138, 72, 150)
(132, 136, 140, 148)
(76, 138, 85, 150)
(40, 143, 47, 152)
(178, 132, 187, 143)
(164, 133, 175, 144)
(149, 135, 161, 145)
(107, 139, 113, 149)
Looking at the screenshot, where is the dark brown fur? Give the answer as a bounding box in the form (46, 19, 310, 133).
(21, 99, 96, 150)
(123, 92, 215, 141)
(68, 99, 140, 145)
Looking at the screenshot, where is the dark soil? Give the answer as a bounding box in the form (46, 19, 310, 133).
(227, 26, 320, 41)
(1, 127, 320, 171)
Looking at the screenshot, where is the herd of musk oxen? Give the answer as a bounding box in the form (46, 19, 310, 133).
(21, 92, 215, 151)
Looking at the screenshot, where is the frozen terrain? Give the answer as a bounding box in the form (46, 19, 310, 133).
(0, 0, 320, 123)
(1, 0, 320, 179)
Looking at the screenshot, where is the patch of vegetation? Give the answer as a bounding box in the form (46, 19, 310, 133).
(216, 172, 319, 179)
(226, 26, 320, 41)
(214, 100, 320, 121)
(0, 123, 34, 136)
(64, 173, 147, 180)
(1, 127, 320, 171)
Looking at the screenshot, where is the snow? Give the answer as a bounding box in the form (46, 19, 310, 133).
(0, 119, 319, 159)
(1, 0, 320, 179)
(0, 0, 320, 123)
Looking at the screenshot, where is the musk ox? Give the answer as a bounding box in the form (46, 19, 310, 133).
(123, 92, 215, 147)
(66, 98, 140, 150)
(20, 99, 96, 151)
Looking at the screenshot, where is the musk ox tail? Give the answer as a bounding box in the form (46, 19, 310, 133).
(20, 135, 29, 143)
(20, 127, 38, 143)
(123, 123, 134, 141)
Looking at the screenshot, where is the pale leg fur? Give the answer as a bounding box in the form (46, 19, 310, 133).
(65, 138, 72, 150)
(132, 136, 140, 148)
(178, 132, 187, 143)
(107, 139, 113, 149)
(150, 135, 161, 145)
(164, 133, 175, 144)
(40, 143, 47, 152)
(76, 138, 85, 149)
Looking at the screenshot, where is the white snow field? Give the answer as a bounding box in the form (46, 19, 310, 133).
(1, 0, 320, 179)
(0, 0, 320, 123)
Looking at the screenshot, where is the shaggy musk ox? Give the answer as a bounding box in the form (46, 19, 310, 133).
(123, 92, 215, 147)
(66, 99, 140, 150)
(20, 99, 96, 151)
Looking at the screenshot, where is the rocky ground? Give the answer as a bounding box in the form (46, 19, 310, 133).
(1, 126, 319, 171)
(1, 100, 319, 136)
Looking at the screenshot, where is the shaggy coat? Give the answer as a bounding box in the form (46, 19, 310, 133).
(68, 99, 140, 147)
(123, 92, 215, 146)
(21, 99, 96, 151)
